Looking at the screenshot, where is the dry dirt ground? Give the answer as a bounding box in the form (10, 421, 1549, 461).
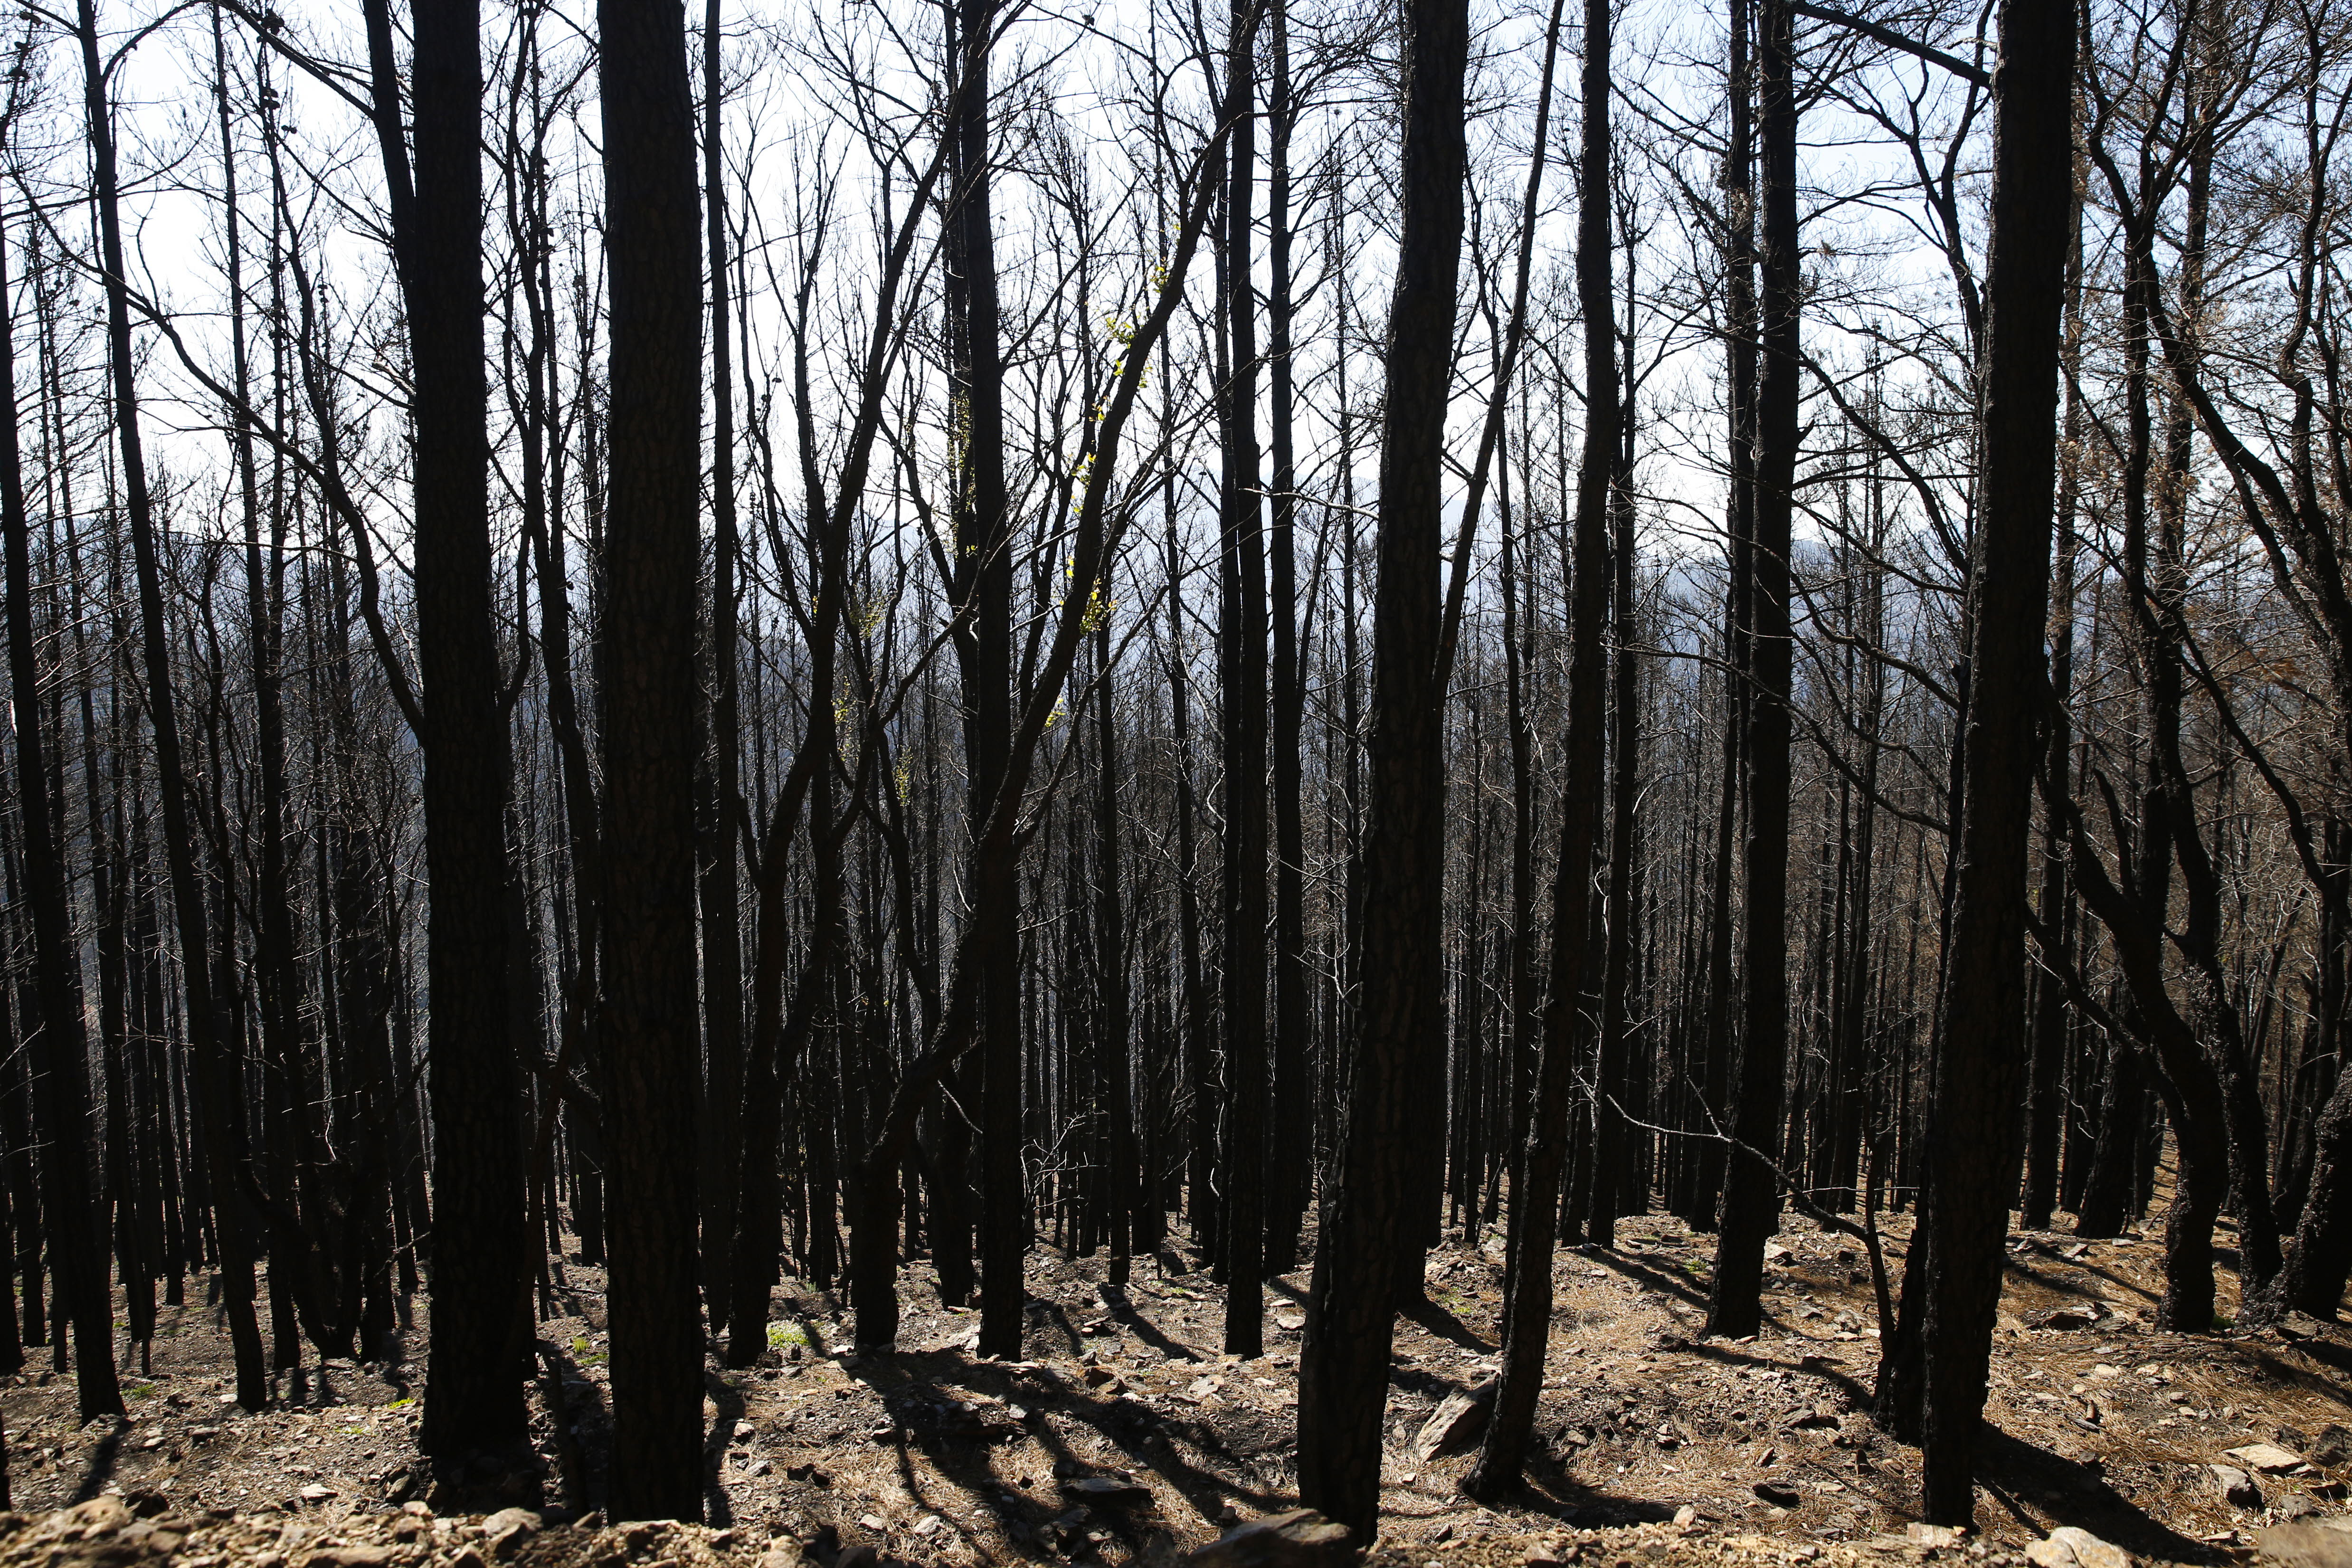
(2, 1205, 2348, 1568)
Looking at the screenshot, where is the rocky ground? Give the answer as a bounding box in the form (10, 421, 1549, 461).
(2, 1206, 2349, 1568)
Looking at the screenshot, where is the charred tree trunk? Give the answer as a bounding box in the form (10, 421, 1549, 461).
(597, 0, 705, 1519)
(362, 0, 534, 1458)
(1218, 0, 1268, 1351)
(0, 214, 122, 1423)
(1914, 0, 2075, 1521)
(1708, 0, 1796, 1340)
(1463, 0, 1614, 1494)
(1297, 0, 1466, 1532)
(699, 0, 747, 1339)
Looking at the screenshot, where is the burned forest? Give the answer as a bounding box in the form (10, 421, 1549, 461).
(0, 0, 2345, 1561)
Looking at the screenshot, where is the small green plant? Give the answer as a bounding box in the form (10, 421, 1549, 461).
(2214, 1310, 2236, 1331)
(572, 1336, 591, 1354)
(768, 1321, 810, 1349)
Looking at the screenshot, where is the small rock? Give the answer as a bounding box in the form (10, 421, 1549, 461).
(1413, 1384, 1496, 1460)
(2236, 1445, 2313, 1474)
(1063, 1477, 1150, 1506)
(2314, 1426, 2352, 1469)
(305, 1549, 395, 1568)
(2280, 1497, 2323, 1522)
(1274, 1312, 1306, 1332)
(483, 1508, 541, 1559)
(756, 1539, 806, 1568)
(1186, 1510, 1353, 1568)
(1908, 1524, 1964, 1549)
(857, 1514, 888, 1534)
(2215, 1465, 2265, 1510)
(60, 1499, 133, 1537)
(1673, 1506, 1700, 1528)
(2024, 1527, 2130, 1568)
(2261, 1525, 2352, 1568)
(296, 1486, 333, 1504)
(2030, 1306, 2102, 1332)
(914, 1517, 945, 1537)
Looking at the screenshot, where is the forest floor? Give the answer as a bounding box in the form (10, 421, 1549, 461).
(0, 1204, 2346, 1568)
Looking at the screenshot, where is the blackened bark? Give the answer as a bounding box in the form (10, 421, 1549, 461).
(1914, 0, 2075, 1522)
(1296, 0, 1466, 1533)
(1264, 0, 1309, 1278)
(1093, 626, 1137, 1288)
(360, 0, 535, 1458)
(698, 0, 746, 1338)
(1691, 0, 1755, 1235)
(1590, 428, 1640, 1246)
(1168, 494, 1217, 1261)
(1218, 0, 1268, 1354)
(941, 0, 1024, 1365)
(1462, 0, 1613, 1495)
(1708, 0, 1796, 1340)
(0, 219, 121, 1423)
(2022, 267, 2081, 1235)
(598, 0, 706, 1518)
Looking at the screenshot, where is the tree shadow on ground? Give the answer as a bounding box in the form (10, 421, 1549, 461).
(1097, 1287, 1211, 1364)
(1976, 1425, 2220, 1563)
(68, 1425, 123, 1506)
(840, 1346, 1298, 1555)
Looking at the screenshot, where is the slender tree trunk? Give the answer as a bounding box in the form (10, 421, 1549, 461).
(699, 0, 746, 1339)
(1914, 0, 2075, 1521)
(361, 0, 534, 1458)
(1093, 627, 1136, 1288)
(1708, 0, 1796, 1340)
(2022, 200, 2083, 1233)
(1297, 0, 1467, 1532)
(1218, 0, 1268, 1352)
(1464, 0, 1614, 1493)
(1264, 0, 1309, 1278)
(940, 0, 1024, 1364)
(1691, 0, 1755, 1234)
(1590, 411, 1640, 1246)
(0, 218, 122, 1423)
(596, 0, 705, 1518)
